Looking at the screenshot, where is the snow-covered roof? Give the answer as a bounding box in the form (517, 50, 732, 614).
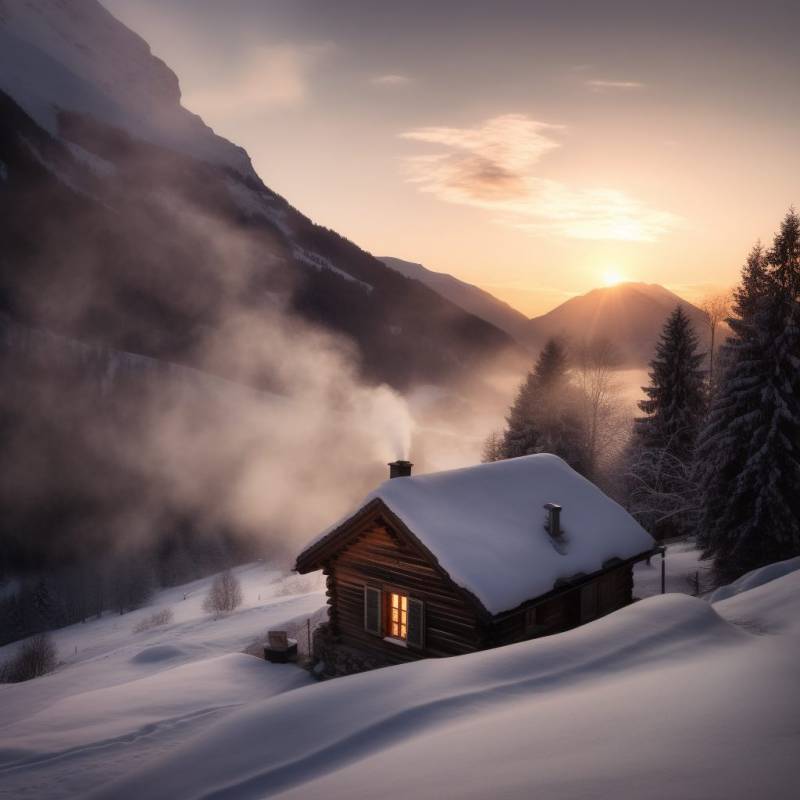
(299, 454, 656, 615)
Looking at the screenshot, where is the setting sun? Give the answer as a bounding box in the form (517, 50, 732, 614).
(602, 270, 624, 287)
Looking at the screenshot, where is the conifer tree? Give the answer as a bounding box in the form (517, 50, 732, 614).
(627, 305, 706, 537)
(502, 371, 542, 459)
(502, 339, 566, 458)
(635, 306, 706, 460)
(695, 211, 800, 582)
(501, 339, 587, 471)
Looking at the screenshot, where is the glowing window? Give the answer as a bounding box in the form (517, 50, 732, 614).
(388, 592, 408, 640)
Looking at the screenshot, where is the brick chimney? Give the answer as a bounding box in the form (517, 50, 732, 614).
(388, 460, 413, 479)
(544, 502, 562, 539)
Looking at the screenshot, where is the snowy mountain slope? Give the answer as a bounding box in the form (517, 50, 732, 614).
(22, 560, 786, 800)
(0, 564, 326, 798)
(0, 0, 519, 390)
(381, 256, 532, 345)
(0, 0, 255, 178)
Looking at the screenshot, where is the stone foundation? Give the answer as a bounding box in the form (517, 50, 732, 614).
(311, 623, 396, 678)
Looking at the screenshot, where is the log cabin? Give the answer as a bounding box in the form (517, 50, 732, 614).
(295, 453, 658, 676)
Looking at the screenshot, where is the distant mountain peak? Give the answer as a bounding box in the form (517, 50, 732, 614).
(526, 282, 708, 366)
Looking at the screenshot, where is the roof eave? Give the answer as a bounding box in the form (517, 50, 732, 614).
(294, 497, 494, 622)
(488, 545, 661, 621)
(294, 497, 385, 574)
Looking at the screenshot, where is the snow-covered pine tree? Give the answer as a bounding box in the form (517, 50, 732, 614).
(627, 305, 706, 538)
(695, 211, 800, 582)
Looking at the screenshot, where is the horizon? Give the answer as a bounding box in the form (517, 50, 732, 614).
(385, 257, 707, 319)
(101, 0, 798, 315)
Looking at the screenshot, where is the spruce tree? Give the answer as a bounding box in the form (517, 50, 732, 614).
(502, 371, 542, 458)
(501, 339, 587, 471)
(635, 305, 706, 460)
(628, 305, 705, 537)
(695, 211, 800, 582)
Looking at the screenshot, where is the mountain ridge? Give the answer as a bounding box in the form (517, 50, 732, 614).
(380, 256, 532, 345)
(526, 281, 710, 365)
(379, 252, 710, 366)
(0, 0, 522, 390)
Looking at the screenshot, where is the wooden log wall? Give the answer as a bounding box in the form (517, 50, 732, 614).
(328, 520, 484, 662)
(321, 519, 639, 665)
(488, 564, 636, 648)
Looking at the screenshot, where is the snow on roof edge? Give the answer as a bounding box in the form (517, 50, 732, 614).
(297, 455, 656, 616)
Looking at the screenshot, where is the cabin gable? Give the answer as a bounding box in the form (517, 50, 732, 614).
(322, 515, 486, 665)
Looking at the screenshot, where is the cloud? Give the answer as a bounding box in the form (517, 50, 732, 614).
(183, 43, 330, 118)
(370, 74, 411, 87)
(400, 113, 678, 242)
(586, 79, 645, 91)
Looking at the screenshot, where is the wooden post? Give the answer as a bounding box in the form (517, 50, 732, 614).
(660, 548, 666, 594)
(306, 618, 311, 656)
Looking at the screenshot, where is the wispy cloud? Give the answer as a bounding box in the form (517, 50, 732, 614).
(586, 79, 645, 91)
(400, 113, 677, 242)
(183, 44, 330, 118)
(370, 74, 411, 87)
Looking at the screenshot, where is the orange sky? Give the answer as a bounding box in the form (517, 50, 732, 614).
(104, 0, 800, 316)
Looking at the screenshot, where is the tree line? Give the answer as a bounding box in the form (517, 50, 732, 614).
(0, 531, 248, 647)
(489, 209, 800, 585)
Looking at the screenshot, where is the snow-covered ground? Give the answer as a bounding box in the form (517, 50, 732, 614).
(0, 564, 325, 799)
(2, 555, 798, 799)
(633, 537, 707, 598)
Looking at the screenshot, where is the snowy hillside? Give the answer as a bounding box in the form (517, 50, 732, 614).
(0, 564, 325, 799)
(0, 0, 255, 178)
(1, 558, 797, 798)
(95, 561, 800, 800)
(0, 0, 519, 392)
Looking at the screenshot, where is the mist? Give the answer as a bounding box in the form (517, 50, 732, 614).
(0, 22, 520, 639)
(0, 158, 514, 587)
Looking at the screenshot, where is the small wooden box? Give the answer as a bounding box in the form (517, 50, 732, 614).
(264, 631, 298, 663)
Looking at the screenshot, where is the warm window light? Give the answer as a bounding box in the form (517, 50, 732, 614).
(389, 592, 408, 639)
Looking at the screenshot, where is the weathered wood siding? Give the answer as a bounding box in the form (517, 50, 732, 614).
(488, 564, 635, 647)
(326, 519, 484, 663)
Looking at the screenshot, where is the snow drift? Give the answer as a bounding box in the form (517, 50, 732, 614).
(82, 562, 800, 800)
